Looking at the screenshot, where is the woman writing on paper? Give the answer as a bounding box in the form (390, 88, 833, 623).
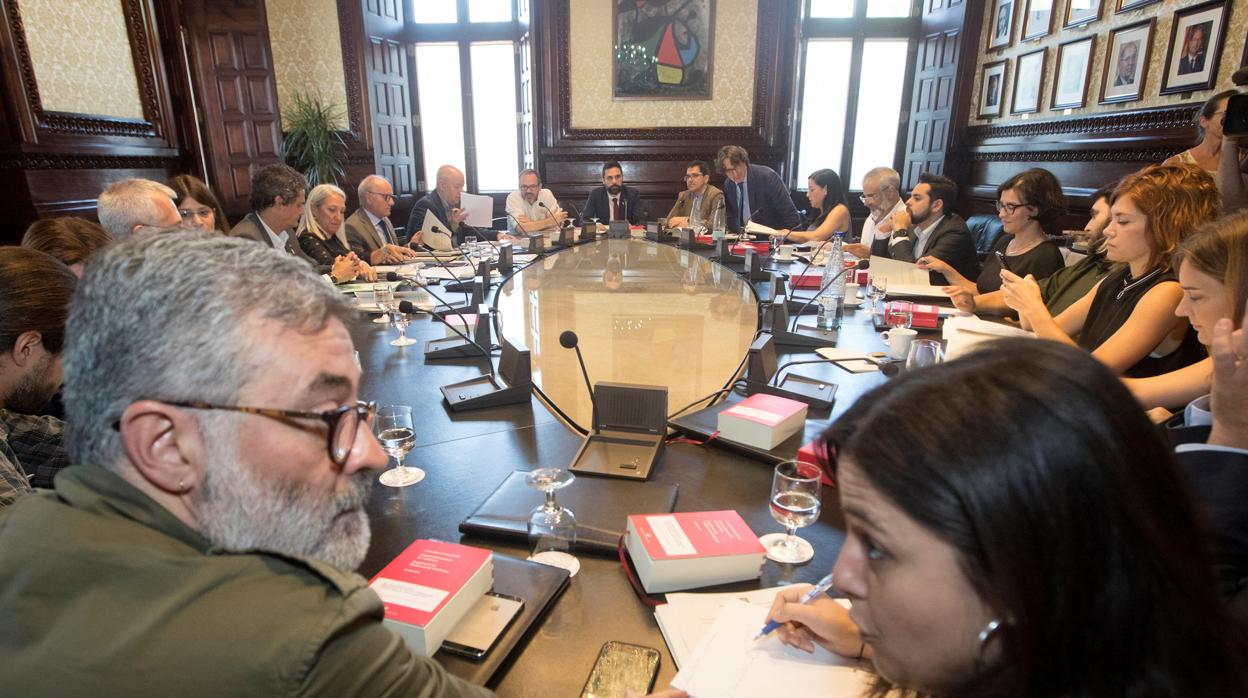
(773, 169, 851, 244)
(1000, 163, 1214, 377)
(765, 340, 1248, 696)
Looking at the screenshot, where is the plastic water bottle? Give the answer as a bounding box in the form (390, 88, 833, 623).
(818, 232, 846, 330)
(711, 204, 726, 240)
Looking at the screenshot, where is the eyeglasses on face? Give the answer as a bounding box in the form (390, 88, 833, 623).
(683, 173, 706, 180)
(995, 200, 1032, 215)
(155, 399, 377, 466)
(366, 191, 396, 203)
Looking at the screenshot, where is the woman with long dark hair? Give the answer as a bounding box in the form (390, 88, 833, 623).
(768, 339, 1248, 696)
(777, 168, 850, 243)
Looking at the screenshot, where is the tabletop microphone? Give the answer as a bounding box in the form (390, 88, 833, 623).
(425, 226, 472, 305)
(559, 330, 599, 416)
(773, 355, 899, 379)
(561, 199, 583, 227)
(389, 272, 493, 362)
(789, 259, 863, 332)
(538, 201, 570, 230)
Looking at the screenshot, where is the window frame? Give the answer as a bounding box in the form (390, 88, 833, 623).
(406, 0, 528, 193)
(791, 0, 920, 195)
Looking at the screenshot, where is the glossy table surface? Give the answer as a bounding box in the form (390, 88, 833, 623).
(351, 239, 917, 696)
(495, 239, 759, 430)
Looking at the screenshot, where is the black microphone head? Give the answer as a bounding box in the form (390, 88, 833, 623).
(558, 330, 578, 349)
(398, 300, 416, 314)
(880, 362, 901, 378)
(539, 201, 550, 209)
(385, 271, 400, 281)
(431, 225, 443, 233)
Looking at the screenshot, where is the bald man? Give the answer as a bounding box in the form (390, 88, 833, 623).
(404, 165, 494, 246)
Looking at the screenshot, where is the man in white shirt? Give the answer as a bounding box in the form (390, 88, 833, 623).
(505, 169, 566, 235)
(344, 175, 420, 265)
(845, 167, 905, 260)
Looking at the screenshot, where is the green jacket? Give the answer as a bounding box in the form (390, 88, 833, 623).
(0, 464, 495, 698)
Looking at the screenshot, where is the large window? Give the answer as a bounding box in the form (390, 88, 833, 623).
(793, 0, 917, 193)
(408, 0, 527, 193)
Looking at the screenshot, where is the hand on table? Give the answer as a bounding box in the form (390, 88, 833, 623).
(379, 243, 418, 264)
(355, 256, 377, 282)
(945, 286, 976, 313)
(667, 216, 689, 229)
(1209, 309, 1248, 449)
(1146, 406, 1175, 424)
(844, 242, 870, 259)
(331, 255, 358, 283)
(407, 230, 424, 248)
(765, 584, 865, 658)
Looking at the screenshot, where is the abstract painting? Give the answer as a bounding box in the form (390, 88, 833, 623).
(613, 0, 715, 100)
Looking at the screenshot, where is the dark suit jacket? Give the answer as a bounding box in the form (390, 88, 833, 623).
(1176, 444, 1248, 619)
(343, 209, 396, 260)
(404, 190, 492, 247)
(229, 212, 331, 274)
(666, 185, 724, 224)
(886, 213, 981, 285)
(583, 185, 644, 225)
(1178, 52, 1206, 75)
(722, 164, 802, 232)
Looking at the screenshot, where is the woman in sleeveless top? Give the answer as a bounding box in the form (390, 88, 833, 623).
(920, 168, 1065, 294)
(1162, 90, 1241, 175)
(774, 168, 851, 243)
(1001, 164, 1219, 377)
(1127, 212, 1248, 412)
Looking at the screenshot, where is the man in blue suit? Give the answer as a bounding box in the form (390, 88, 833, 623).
(582, 161, 644, 228)
(717, 145, 801, 233)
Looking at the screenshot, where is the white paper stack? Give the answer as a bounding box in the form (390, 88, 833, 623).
(868, 256, 946, 298)
(942, 315, 1035, 360)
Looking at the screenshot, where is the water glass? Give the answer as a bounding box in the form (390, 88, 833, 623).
(375, 405, 422, 487)
(762, 461, 822, 564)
(906, 338, 944, 369)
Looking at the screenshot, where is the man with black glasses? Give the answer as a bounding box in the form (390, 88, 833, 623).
(345, 174, 420, 265)
(845, 166, 906, 260)
(0, 232, 492, 697)
(665, 160, 724, 230)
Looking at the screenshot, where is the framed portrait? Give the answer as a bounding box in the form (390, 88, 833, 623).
(987, 0, 1016, 51)
(1099, 19, 1153, 104)
(1053, 36, 1095, 110)
(613, 0, 715, 100)
(1022, 0, 1054, 41)
(1063, 0, 1102, 28)
(1115, 0, 1158, 12)
(1011, 48, 1046, 114)
(979, 60, 1009, 118)
(1160, 0, 1229, 95)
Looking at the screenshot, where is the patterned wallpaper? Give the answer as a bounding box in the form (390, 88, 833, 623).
(17, 0, 144, 120)
(265, 0, 349, 129)
(968, 0, 1248, 126)
(570, 0, 758, 128)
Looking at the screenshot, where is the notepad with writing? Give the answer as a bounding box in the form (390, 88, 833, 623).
(459, 470, 679, 554)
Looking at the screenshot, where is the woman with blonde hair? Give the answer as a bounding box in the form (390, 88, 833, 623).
(299, 183, 376, 281)
(1002, 163, 1217, 377)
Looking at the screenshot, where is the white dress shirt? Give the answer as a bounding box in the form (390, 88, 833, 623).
(505, 188, 560, 234)
(859, 198, 906, 249)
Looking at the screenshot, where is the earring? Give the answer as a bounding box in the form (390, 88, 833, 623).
(975, 617, 1007, 668)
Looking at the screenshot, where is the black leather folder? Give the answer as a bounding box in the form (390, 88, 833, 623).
(459, 470, 679, 554)
(436, 554, 571, 685)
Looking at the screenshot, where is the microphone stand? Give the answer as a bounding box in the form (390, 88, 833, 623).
(783, 240, 832, 315)
(789, 261, 861, 333)
(388, 271, 493, 359)
(424, 226, 473, 305)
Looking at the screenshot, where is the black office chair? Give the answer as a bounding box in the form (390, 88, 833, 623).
(966, 214, 1004, 261)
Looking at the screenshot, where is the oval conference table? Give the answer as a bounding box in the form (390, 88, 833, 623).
(352, 237, 902, 696)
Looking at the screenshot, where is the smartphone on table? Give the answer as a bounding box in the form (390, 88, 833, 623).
(579, 641, 661, 698)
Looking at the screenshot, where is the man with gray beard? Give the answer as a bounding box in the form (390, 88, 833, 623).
(0, 231, 493, 697)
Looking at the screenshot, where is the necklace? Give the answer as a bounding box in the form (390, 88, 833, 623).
(1117, 267, 1161, 300)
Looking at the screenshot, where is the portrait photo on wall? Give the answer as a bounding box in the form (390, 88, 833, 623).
(988, 0, 1015, 50)
(980, 59, 1009, 118)
(1161, 0, 1229, 95)
(1100, 19, 1153, 104)
(1064, 0, 1101, 28)
(1012, 48, 1045, 114)
(1053, 36, 1095, 110)
(1022, 0, 1053, 41)
(613, 0, 715, 100)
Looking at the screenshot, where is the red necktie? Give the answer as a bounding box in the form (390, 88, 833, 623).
(612, 197, 621, 221)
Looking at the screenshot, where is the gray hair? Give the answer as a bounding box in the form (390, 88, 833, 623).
(97, 178, 177, 239)
(519, 168, 539, 182)
(357, 174, 389, 201)
(301, 183, 346, 240)
(63, 230, 355, 467)
(863, 167, 901, 192)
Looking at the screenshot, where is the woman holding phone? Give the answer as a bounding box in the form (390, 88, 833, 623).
(1001, 163, 1215, 377)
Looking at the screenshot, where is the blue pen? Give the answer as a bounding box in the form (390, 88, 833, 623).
(755, 572, 837, 640)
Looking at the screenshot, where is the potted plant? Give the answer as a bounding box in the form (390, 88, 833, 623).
(281, 91, 347, 185)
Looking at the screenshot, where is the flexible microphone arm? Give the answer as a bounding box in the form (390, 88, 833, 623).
(386, 271, 487, 359)
(788, 260, 863, 332)
(398, 299, 494, 368)
(786, 239, 831, 287)
(562, 199, 583, 228)
(559, 330, 599, 418)
(771, 355, 898, 381)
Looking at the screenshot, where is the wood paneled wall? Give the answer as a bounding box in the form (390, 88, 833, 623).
(532, 0, 801, 221)
(948, 103, 1203, 228)
(0, 0, 186, 244)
